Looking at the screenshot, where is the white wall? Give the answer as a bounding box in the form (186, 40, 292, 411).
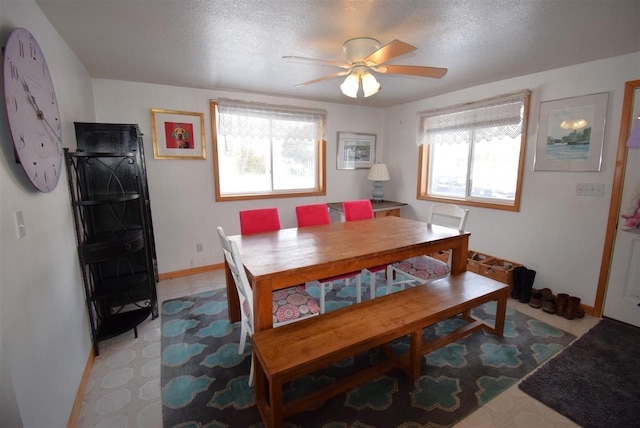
(92, 80, 386, 273)
(384, 53, 640, 307)
(0, 1, 96, 427)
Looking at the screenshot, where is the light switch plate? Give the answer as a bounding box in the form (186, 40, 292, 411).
(15, 210, 26, 239)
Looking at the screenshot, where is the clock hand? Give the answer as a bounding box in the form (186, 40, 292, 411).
(21, 78, 44, 119)
(21, 78, 62, 144)
(41, 115, 63, 144)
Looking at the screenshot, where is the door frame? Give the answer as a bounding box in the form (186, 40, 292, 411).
(594, 79, 640, 316)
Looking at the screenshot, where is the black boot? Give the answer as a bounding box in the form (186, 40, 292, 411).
(518, 268, 536, 304)
(511, 266, 527, 299)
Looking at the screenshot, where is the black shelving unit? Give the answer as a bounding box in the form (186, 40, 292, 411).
(65, 123, 158, 355)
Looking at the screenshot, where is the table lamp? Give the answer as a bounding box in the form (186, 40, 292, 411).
(367, 163, 390, 202)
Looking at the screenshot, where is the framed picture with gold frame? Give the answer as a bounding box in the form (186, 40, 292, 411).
(151, 108, 206, 159)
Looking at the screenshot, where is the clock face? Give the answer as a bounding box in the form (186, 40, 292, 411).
(3, 27, 63, 193)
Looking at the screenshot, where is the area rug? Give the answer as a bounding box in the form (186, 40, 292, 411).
(519, 317, 640, 428)
(161, 279, 575, 427)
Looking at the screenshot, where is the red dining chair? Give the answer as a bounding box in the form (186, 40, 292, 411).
(295, 203, 363, 312)
(343, 199, 375, 221)
(239, 208, 280, 235)
(295, 203, 330, 227)
(386, 203, 469, 293)
(217, 227, 319, 386)
(342, 199, 388, 299)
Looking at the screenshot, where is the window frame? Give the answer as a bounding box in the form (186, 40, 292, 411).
(210, 100, 326, 202)
(417, 91, 530, 212)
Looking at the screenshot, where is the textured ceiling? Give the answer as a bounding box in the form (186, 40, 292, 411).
(36, 0, 640, 108)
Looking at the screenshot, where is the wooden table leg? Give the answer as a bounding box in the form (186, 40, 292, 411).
(225, 260, 240, 323)
(450, 235, 469, 274)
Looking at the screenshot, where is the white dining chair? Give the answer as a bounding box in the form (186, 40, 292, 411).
(386, 203, 469, 293)
(295, 203, 363, 313)
(217, 226, 320, 386)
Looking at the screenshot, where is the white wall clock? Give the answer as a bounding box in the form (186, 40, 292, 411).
(3, 27, 63, 193)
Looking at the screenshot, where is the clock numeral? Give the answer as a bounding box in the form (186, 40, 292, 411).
(8, 95, 18, 112)
(9, 61, 19, 80)
(18, 39, 24, 58)
(18, 133, 26, 149)
(30, 42, 37, 61)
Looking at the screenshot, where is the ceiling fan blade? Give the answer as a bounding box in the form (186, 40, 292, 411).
(295, 71, 349, 87)
(364, 39, 416, 66)
(283, 55, 350, 69)
(376, 64, 448, 79)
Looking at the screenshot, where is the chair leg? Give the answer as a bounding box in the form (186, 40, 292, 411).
(386, 265, 394, 294)
(320, 282, 326, 313)
(370, 270, 376, 300)
(248, 355, 255, 387)
(239, 321, 248, 354)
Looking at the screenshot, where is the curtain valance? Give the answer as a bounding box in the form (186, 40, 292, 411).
(216, 98, 327, 141)
(417, 90, 530, 146)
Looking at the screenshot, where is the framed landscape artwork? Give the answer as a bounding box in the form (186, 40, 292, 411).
(151, 108, 206, 159)
(534, 92, 608, 171)
(336, 132, 376, 169)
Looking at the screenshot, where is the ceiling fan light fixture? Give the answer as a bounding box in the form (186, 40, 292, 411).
(340, 72, 360, 98)
(361, 71, 380, 97)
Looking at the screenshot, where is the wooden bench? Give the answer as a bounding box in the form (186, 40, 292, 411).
(251, 271, 510, 428)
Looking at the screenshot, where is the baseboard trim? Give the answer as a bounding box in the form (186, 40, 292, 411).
(68, 265, 223, 426)
(67, 348, 95, 428)
(158, 264, 223, 280)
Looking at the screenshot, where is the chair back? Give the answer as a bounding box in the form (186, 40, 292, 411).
(427, 204, 469, 230)
(343, 199, 374, 221)
(217, 227, 254, 327)
(239, 208, 281, 235)
(296, 204, 331, 227)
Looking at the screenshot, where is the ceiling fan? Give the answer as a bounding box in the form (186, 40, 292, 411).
(283, 37, 447, 98)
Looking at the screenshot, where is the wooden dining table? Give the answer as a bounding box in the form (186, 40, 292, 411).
(225, 216, 470, 332)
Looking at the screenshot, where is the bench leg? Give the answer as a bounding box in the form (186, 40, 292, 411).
(408, 330, 423, 379)
(493, 293, 508, 336)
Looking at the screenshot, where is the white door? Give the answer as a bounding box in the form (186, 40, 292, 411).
(604, 85, 640, 327)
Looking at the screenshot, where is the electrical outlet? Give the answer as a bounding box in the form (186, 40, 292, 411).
(196, 242, 203, 253)
(576, 183, 605, 196)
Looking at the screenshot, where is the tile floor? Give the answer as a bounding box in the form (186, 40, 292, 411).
(75, 270, 599, 428)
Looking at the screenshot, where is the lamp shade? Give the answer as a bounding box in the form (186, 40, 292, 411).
(368, 163, 390, 181)
(340, 73, 359, 98)
(627, 116, 640, 149)
(361, 72, 381, 97)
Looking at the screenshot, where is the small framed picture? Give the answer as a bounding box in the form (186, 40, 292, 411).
(337, 132, 376, 169)
(151, 108, 206, 159)
(534, 92, 608, 171)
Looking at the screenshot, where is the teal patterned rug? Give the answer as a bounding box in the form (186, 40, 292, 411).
(161, 278, 575, 427)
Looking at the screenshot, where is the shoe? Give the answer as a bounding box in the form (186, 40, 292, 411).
(556, 293, 569, 316)
(564, 296, 585, 319)
(518, 268, 536, 304)
(511, 266, 527, 300)
(529, 288, 552, 308)
(542, 296, 557, 313)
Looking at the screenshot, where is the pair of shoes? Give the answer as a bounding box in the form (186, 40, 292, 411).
(549, 293, 585, 319)
(529, 288, 552, 308)
(511, 266, 537, 304)
(562, 295, 585, 319)
(542, 295, 557, 313)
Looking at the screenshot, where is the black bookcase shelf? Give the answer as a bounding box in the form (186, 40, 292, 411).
(65, 123, 158, 355)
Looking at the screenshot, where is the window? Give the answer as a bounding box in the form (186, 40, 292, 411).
(211, 99, 326, 201)
(417, 91, 530, 211)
